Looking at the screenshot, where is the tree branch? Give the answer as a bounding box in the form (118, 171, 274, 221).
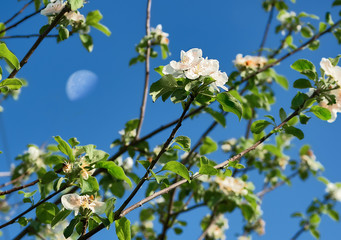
(198, 211, 217, 240)
(135, 0, 152, 140)
(7, 6, 70, 79)
(0, 34, 59, 39)
(0, 179, 39, 196)
(4, 0, 34, 25)
(258, 3, 275, 56)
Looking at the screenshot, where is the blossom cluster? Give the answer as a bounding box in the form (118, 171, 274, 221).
(300, 149, 323, 172)
(206, 214, 229, 240)
(326, 182, 341, 202)
(162, 48, 229, 91)
(62, 156, 95, 180)
(61, 193, 105, 216)
(150, 24, 169, 45)
(41, 0, 85, 24)
(319, 57, 341, 122)
(233, 54, 267, 70)
(216, 176, 248, 196)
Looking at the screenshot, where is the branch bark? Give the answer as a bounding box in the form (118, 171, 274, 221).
(4, 0, 34, 25)
(0, 179, 39, 196)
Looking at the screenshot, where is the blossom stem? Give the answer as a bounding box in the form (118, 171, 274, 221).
(0, 179, 39, 196)
(0, 34, 59, 39)
(135, 0, 152, 140)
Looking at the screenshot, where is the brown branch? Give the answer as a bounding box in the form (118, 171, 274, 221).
(7, 6, 70, 79)
(0, 34, 59, 39)
(0, 179, 39, 196)
(268, 30, 293, 59)
(78, 95, 196, 240)
(0, 184, 69, 229)
(135, 0, 152, 140)
(170, 202, 205, 217)
(0, 171, 31, 189)
(258, 3, 275, 56)
(0, 7, 43, 35)
(4, 0, 34, 25)
(198, 211, 217, 240)
(238, 19, 341, 86)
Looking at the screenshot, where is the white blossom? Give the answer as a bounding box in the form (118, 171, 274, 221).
(277, 10, 296, 23)
(162, 48, 228, 91)
(301, 150, 323, 172)
(40, 0, 66, 16)
(65, 11, 85, 23)
(326, 183, 341, 201)
(26, 146, 41, 160)
(238, 236, 251, 240)
(320, 58, 341, 82)
(123, 157, 134, 170)
(233, 54, 267, 70)
(207, 214, 229, 240)
(61, 194, 105, 216)
(216, 176, 248, 195)
(151, 24, 169, 45)
(254, 218, 266, 235)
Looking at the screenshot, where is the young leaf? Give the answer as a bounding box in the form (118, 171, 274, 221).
(115, 217, 131, 240)
(79, 34, 93, 52)
(161, 161, 190, 182)
(96, 161, 132, 187)
(279, 108, 287, 122)
(0, 43, 20, 70)
(291, 59, 317, 80)
(53, 136, 75, 162)
(80, 176, 100, 194)
(36, 202, 59, 224)
(0, 78, 22, 90)
(250, 120, 272, 134)
(199, 136, 218, 155)
(174, 136, 191, 152)
(199, 165, 218, 175)
(69, 0, 83, 11)
(41, 171, 58, 184)
(284, 126, 304, 140)
(293, 79, 312, 89)
(310, 106, 331, 121)
(64, 218, 79, 238)
(205, 108, 226, 127)
(51, 209, 72, 228)
(150, 75, 178, 102)
(216, 92, 243, 120)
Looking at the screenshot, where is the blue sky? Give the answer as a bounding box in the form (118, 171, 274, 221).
(0, 0, 341, 239)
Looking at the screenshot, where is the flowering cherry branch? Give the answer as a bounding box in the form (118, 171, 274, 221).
(135, 0, 152, 140)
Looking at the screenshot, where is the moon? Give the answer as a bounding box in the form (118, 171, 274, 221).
(66, 70, 98, 101)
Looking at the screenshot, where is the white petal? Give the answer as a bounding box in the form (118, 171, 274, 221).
(93, 201, 106, 214)
(320, 58, 334, 76)
(61, 194, 81, 213)
(185, 69, 200, 79)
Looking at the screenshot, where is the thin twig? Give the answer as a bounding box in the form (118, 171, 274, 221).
(4, 0, 34, 25)
(170, 202, 205, 217)
(0, 7, 43, 35)
(0, 171, 31, 189)
(198, 211, 217, 240)
(0, 184, 69, 229)
(0, 34, 59, 39)
(0, 179, 39, 196)
(268, 30, 293, 59)
(135, 0, 152, 140)
(7, 6, 70, 79)
(258, 3, 275, 56)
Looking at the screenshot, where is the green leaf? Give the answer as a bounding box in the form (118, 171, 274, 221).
(41, 171, 58, 184)
(273, 73, 289, 90)
(171, 89, 188, 103)
(53, 136, 75, 162)
(161, 161, 190, 182)
(69, 0, 83, 11)
(279, 108, 287, 122)
(263, 144, 282, 157)
(310, 228, 320, 239)
(137, 160, 150, 170)
(205, 108, 226, 127)
(291, 59, 317, 80)
(58, 27, 69, 41)
(64, 218, 79, 238)
(216, 92, 243, 120)
(34, 0, 41, 11)
(68, 137, 80, 148)
(86, 10, 102, 25)
(199, 136, 217, 155)
(251, 120, 272, 134)
(240, 204, 254, 222)
(310, 213, 321, 225)
(96, 161, 132, 187)
(299, 114, 311, 124)
(327, 209, 339, 221)
(80, 176, 99, 194)
(154, 66, 164, 76)
(319, 22, 327, 32)
(36, 202, 59, 224)
(92, 23, 111, 36)
(150, 75, 178, 102)
(199, 165, 218, 175)
(173, 136, 191, 152)
(310, 106, 331, 121)
(105, 197, 116, 223)
(284, 126, 304, 140)
(18, 190, 37, 198)
(0, 43, 20, 70)
(293, 79, 312, 89)
(79, 34, 93, 52)
(115, 217, 131, 240)
(51, 209, 72, 228)
(18, 217, 28, 226)
(0, 78, 22, 90)
(333, 0, 341, 6)
(301, 26, 313, 38)
(291, 92, 309, 110)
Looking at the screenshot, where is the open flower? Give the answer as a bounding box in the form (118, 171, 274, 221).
(320, 58, 341, 83)
(65, 11, 85, 23)
(61, 194, 105, 215)
(162, 48, 228, 91)
(234, 54, 267, 70)
(300, 150, 323, 172)
(79, 157, 95, 180)
(26, 146, 42, 161)
(216, 176, 248, 196)
(41, 0, 66, 16)
(326, 183, 341, 201)
(151, 24, 169, 45)
(207, 214, 229, 240)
